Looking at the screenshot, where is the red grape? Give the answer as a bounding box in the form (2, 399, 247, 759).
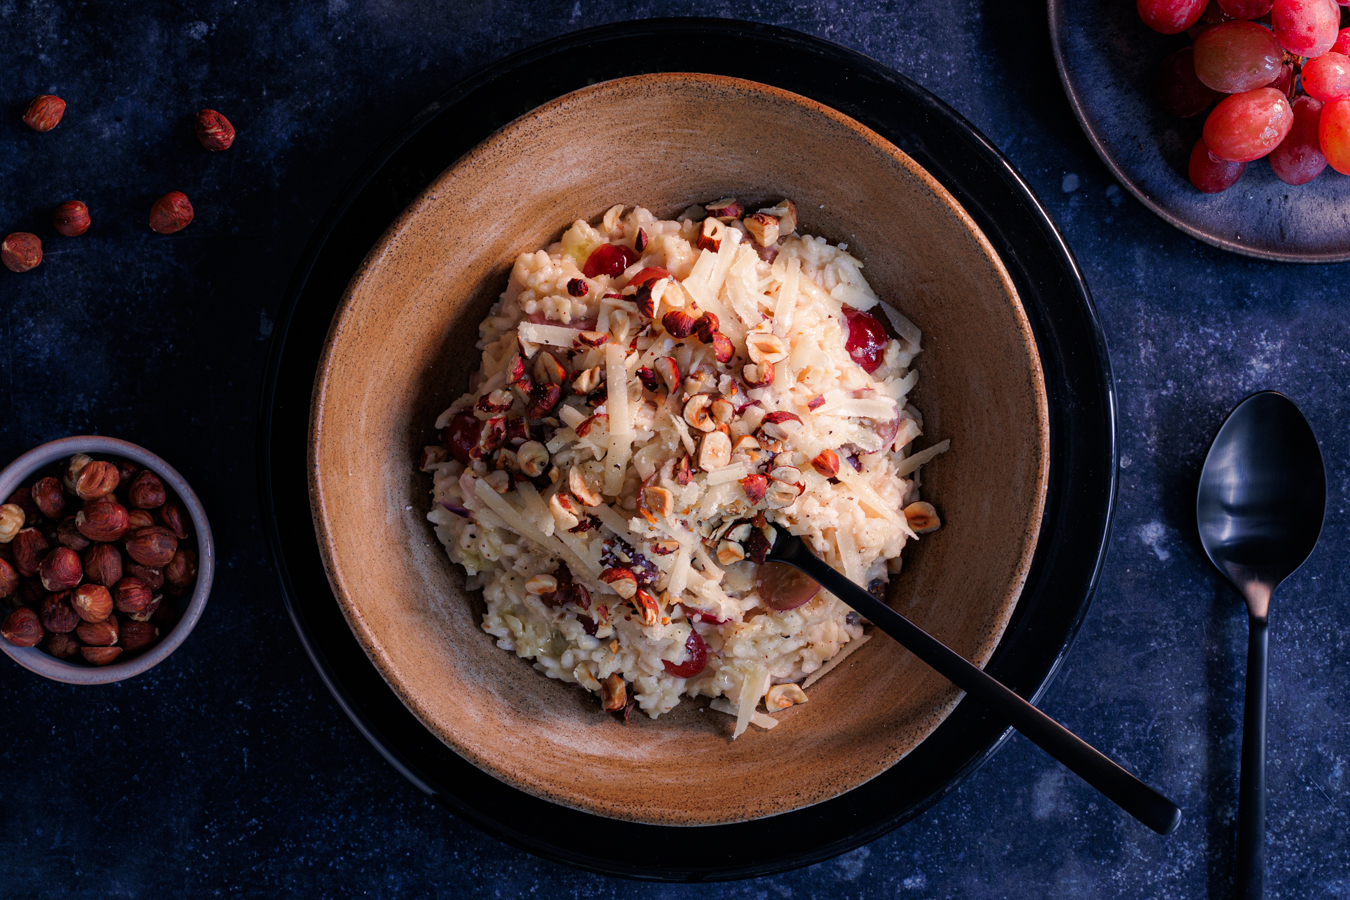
(442, 412, 483, 465)
(1270, 61, 1297, 97)
(1218, 0, 1275, 15)
(1272, 0, 1341, 57)
(1270, 95, 1328, 183)
(662, 629, 708, 678)
(842, 308, 888, 373)
(1189, 136, 1249, 191)
(1319, 98, 1350, 173)
(582, 243, 638, 278)
(1193, 22, 1285, 92)
(1202, 87, 1295, 160)
(1139, 0, 1209, 33)
(1333, 27, 1350, 55)
(1302, 52, 1350, 101)
(755, 562, 820, 611)
(1158, 47, 1222, 116)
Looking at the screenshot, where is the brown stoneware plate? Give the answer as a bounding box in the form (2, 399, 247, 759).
(307, 73, 1049, 825)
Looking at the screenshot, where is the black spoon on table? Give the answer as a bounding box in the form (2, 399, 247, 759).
(763, 524, 1183, 836)
(1196, 392, 1326, 900)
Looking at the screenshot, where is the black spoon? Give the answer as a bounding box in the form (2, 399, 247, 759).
(1196, 391, 1326, 900)
(764, 524, 1183, 835)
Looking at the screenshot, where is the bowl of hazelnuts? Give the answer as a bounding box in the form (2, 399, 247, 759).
(0, 435, 213, 683)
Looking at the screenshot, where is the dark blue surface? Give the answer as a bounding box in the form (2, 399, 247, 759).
(2, 3, 1347, 897)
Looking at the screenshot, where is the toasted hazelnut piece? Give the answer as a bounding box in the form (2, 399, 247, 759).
(769, 465, 803, 487)
(766, 683, 809, 711)
(495, 448, 520, 473)
(533, 351, 566, 386)
(811, 449, 841, 477)
(710, 398, 734, 426)
(662, 308, 698, 339)
(600, 567, 639, 599)
(669, 456, 689, 487)
(601, 674, 627, 712)
(476, 388, 514, 414)
(574, 330, 609, 350)
(694, 312, 720, 344)
(697, 216, 726, 252)
(745, 332, 788, 364)
(575, 413, 609, 439)
(419, 445, 449, 472)
(631, 589, 660, 627)
(654, 357, 681, 393)
(648, 539, 680, 556)
(504, 354, 528, 386)
(0, 504, 25, 543)
(698, 431, 733, 471)
(704, 197, 744, 219)
(744, 212, 780, 247)
(767, 199, 798, 235)
(716, 540, 746, 565)
(642, 485, 675, 520)
(568, 467, 604, 507)
(903, 501, 942, 534)
(525, 574, 558, 596)
(633, 278, 662, 318)
(635, 367, 660, 393)
(549, 492, 581, 531)
(574, 661, 602, 692)
(61, 454, 94, 494)
(710, 332, 734, 365)
(517, 441, 549, 478)
(765, 482, 800, 509)
(571, 365, 603, 394)
(740, 473, 769, 504)
(743, 361, 774, 387)
(806, 394, 826, 411)
(566, 278, 589, 297)
(683, 394, 717, 433)
(758, 411, 804, 442)
(726, 522, 754, 543)
(634, 227, 650, 253)
(526, 381, 563, 419)
(484, 470, 513, 494)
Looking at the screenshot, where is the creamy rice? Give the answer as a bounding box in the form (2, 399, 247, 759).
(421, 198, 946, 737)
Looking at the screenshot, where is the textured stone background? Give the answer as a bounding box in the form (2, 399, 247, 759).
(1, 2, 1347, 897)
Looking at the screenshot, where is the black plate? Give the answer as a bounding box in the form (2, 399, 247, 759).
(1050, 0, 1350, 262)
(258, 18, 1116, 882)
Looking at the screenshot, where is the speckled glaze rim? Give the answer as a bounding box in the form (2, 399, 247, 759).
(0, 436, 214, 684)
(308, 71, 1049, 824)
(1048, 1, 1350, 264)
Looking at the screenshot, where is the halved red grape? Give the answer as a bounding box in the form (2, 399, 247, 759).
(1319, 98, 1350, 173)
(843, 308, 888, 373)
(1193, 22, 1285, 92)
(1139, 0, 1209, 33)
(1303, 52, 1350, 101)
(1202, 87, 1294, 160)
(582, 243, 638, 278)
(1157, 47, 1221, 116)
(662, 629, 709, 678)
(627, 266, 669, 288)
(755, 562, 820, 611)
(442, 412, 483, 465)
(1189, 136, 1249, 191)
(1271, 95, 1328, 184)
(1218, 0, 1275, 16)
(1273, 0, 1341, 57)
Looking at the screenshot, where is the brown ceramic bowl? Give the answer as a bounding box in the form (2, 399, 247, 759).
(309, 73, 1048, 825)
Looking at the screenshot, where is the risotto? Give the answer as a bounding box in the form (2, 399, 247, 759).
(420, 198, 947, 738)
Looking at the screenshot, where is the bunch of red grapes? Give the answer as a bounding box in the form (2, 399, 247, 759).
(1140, 0, 1350, 192)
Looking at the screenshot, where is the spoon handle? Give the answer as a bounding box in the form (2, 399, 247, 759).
(1236, 615, 1269, 899)
(777, 547, 1183, 835)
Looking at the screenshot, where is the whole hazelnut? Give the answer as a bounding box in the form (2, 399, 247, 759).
(83, 543, 123, 587)
(0, 557, 18, 599)
(80, 645, 123, 665)
(55, 516, 92, 551)
(157, 501, 189, 540)
(74, 460, 120, 500)
(112, 577, 152, 616)
(126, 509, 155, 531)
(119, 619, 160, 654)
(163, 548, 197, 596)
(116, 460, 141, 484)
(61, 454, 93, 494)
(195, 108, 236, 151)
(76, 614, 118, 646)
(124, 562, 164, 591)
(22, 94, 65, 132)
(148, 595, 176, 629)
(17, 579, 47, 611)
(76, 497, 130, 542)
(39, 547, 83, 592)
(1, 607, 44, 647)
(0, 504, 24, 543)
(72, 583, 113, 623)
(125, 526, 177, 568)
(46, 631, 81, 659)
(6, 487, 41, 522)
(53, 200, 91, 237)
(41, 592, 80, 633)
(12, 528, 50, 577)
(127, 470, 166, 509)
(30, 477, 68, 520)
(1, 233, 43, 273)
(149, 191, 194, 234)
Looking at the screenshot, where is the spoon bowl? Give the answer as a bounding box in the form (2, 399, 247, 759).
(1195, 391, 1326, 899)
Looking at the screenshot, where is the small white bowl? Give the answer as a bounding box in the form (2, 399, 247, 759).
(0, 435, 213, 684)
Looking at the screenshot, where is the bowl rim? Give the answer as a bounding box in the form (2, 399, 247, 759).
(307, 71, 1049, 824)
(0, 435, 214, 684)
